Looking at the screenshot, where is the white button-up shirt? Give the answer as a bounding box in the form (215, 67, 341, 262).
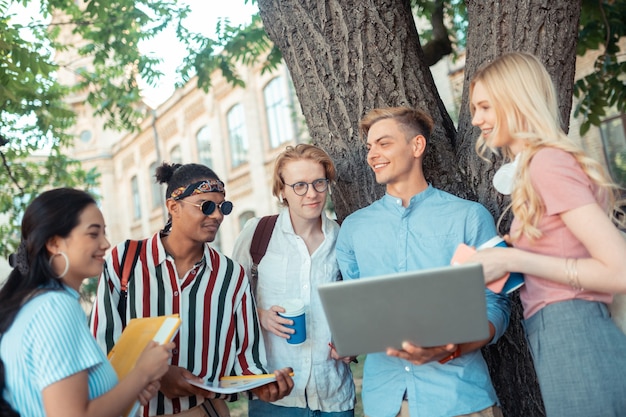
(232, 208, 355, 411)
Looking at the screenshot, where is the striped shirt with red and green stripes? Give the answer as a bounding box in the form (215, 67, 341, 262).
(89, 232, 268, 415)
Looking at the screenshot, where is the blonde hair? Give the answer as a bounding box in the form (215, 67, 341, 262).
(272, 143, 336, 206)
(359, 106, 434, 144)
(470, 52, 619, 241)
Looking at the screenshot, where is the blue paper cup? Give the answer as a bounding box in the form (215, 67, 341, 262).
(478, 236, 525, 294)
(279, 299, 306, 345)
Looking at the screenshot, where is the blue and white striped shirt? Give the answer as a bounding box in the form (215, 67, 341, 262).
(1, 285, 117, 417)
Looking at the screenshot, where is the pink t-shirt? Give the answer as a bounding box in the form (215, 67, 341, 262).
(511, 147, 613, 319)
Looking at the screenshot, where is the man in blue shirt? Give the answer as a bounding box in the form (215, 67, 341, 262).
(336, 106, 510, 417)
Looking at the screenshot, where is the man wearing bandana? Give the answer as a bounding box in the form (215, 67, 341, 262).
(90, 162, 293, 417)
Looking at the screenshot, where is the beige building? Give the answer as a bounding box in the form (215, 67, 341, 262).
(60, 55, 304, 255)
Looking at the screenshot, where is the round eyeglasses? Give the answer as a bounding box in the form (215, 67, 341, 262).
(179, 199, 233, 216)
(283, 178, 329, 196)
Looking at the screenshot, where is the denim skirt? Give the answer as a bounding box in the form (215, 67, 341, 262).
(524, 299, 626, 417)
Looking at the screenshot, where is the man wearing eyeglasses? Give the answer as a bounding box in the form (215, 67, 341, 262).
(232, 144, 356, 417)
(336, 107, 511, 417)
(90, 162, 294, 417)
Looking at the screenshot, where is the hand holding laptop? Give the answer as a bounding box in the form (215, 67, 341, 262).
(317, 263, 491, 357)
(387, 341, 459, 365)
(329, 342, 358, 364)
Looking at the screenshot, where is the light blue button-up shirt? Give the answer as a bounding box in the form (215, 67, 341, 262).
(336, 185, 511, 417)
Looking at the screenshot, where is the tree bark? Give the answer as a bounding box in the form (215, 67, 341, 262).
(459, 0, 582, 213)
(258, 1, 582, 416)
(421, 0, 453, 67)
(258, 0, 459, 220)
(457, 3, 582, 416)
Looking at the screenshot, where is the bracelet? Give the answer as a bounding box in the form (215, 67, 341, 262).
(438, 346, 461, 364)
(566, 258, 583, 291)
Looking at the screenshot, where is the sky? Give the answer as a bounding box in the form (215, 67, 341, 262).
(139, 0, 258, 106)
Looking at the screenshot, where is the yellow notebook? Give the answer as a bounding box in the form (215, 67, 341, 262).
(108, 315, 181, 417)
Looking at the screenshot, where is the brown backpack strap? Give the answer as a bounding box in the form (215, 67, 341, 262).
(117, 239, 143, 328)
(249, 215, 278, 295)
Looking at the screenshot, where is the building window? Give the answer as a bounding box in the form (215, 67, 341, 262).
(79, 129, 92, 143)
(196, 125, 213, 168)
(131, 175, 141, 220)
(238, 210, 256, 232)
(264, 76, 295, 148)
(170, 145, 182, 164)
(149, 162, 161, 210)
(227, 104, 249, 168)
(600, 113, 626, 187)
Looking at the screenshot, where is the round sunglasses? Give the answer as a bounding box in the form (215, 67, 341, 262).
(179, 199, 233, 216)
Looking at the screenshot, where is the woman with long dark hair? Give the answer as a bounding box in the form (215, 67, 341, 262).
(0, 188, 173, 417)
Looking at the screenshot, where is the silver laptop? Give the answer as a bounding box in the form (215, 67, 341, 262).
(317, 263, 490, 357)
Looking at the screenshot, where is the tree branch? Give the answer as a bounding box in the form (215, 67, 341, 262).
(421, 0, 452, 66)
(0, 146, 25, 195)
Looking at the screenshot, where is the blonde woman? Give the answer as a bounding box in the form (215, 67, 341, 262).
(469, 51, 626, 417)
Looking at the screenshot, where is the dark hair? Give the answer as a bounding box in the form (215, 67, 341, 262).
(0, 188, 96, 416)
(155, 162, 223, 233)
(155, 162, 222, 199)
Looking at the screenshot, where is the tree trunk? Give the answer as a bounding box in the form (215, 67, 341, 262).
(258, 1, 582, 416)
(457, 3, 582, 416)
(459, 0, 581, 213)
(258, 0, 459, 220)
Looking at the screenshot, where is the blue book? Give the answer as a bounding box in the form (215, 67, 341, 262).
(477, 236, 525, 294)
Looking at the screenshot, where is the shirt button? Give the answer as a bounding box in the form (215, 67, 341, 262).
(174, 291, 179, 296)
(173, 348, 178, 354)
(303, 284, 309, 289)
(191, 270, 196, 275)
(405, 366, 410, 372)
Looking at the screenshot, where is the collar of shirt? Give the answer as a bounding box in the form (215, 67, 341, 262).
(382, 184, 435, 212)
(275, 206, 336, 239)
(153, 232, 212, 274)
